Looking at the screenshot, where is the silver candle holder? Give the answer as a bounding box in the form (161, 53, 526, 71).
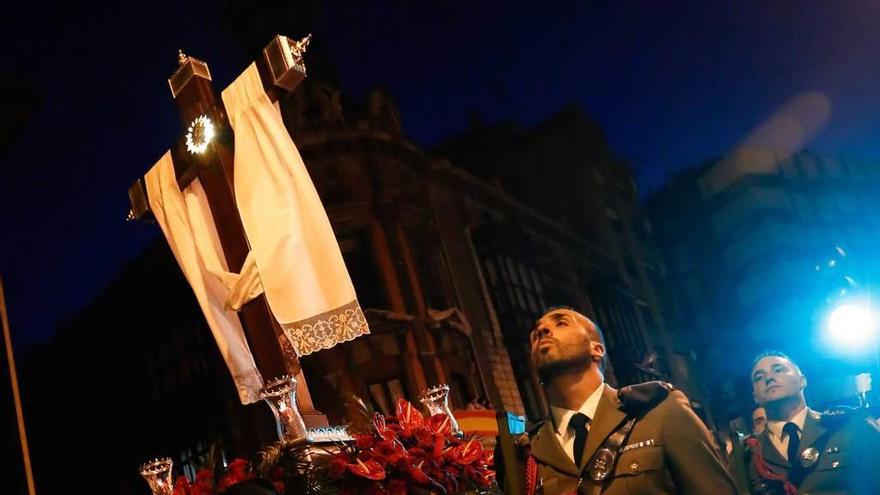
(260, 374, 309, 442)
(139, 457, 174, 495)
(419, 383, 462, 436)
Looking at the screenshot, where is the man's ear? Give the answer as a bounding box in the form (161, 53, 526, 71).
(591, 341, 606, 363)
(800, 374, 807, 391)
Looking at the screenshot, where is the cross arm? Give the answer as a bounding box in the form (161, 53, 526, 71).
(127, 34, 310, 222)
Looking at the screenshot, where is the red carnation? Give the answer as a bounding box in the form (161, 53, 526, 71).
(403, 458, 433, 484)
(347, 458, 386, 480)
(483, 448, 494, 467)
(218, 458, 254, 491)
(173, 476, 191, 495)
(387, 479, 407, 495)
(189, 468, 214, 495)
(413, 429, 435, 449)
(329, 454, 349, 478)
(372, 440, 406, 465)
(432, 434, 445, 459)
(268, 465, 286, 494)
(427, 414, 453, 436)
(194, 469, 213, 484)
(395, 399, 425, 433)
(447, 438, 483, 466)
(317, 394, 498, 494)
(355, 433, 376, 449)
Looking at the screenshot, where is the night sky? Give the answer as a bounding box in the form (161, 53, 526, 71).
(2, 0, 880, 346)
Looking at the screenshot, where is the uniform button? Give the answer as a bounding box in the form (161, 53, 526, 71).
(629, 462, 639, 473)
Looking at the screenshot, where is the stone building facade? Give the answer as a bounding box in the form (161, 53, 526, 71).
(21, 80, 705, 493)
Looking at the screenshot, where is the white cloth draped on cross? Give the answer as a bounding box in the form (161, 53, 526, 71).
(144, 63, 369, 404)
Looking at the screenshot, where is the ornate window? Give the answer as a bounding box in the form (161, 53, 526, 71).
(339, 231, 386, 309)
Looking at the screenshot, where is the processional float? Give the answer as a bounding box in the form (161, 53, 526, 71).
(127, 35, 474, 494)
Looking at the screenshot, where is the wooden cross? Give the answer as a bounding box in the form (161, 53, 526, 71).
(127, 35, 325, 426)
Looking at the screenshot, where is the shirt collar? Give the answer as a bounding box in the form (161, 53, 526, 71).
(550, 383, 605, 437)
(766, 406, 809, 439)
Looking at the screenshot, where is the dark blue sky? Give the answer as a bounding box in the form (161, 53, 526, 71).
(2, 0, 880, 345)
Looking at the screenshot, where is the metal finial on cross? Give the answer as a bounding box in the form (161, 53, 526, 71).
(177, 49, 188, 66)
(291, 34, 312, 56)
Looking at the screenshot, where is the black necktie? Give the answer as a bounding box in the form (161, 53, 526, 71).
(569, 413, 590, 466)
(783, 422, 800, 465)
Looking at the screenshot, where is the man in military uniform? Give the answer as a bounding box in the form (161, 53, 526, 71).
(752, 406, 768, 435)
(497, 307, 736, 494)
(730, 351, 880, 494)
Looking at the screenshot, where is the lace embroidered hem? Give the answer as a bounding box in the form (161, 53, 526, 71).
(283, 300, 370, 356)
(233, 368, 265, 404)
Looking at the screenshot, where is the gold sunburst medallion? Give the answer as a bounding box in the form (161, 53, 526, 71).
(185, 114, 216, 155)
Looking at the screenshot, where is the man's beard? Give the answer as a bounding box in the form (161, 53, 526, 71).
(537, 353, 592, 382)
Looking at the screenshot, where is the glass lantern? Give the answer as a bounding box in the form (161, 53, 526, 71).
(260, 374, 309, 442)
(418, 383, 462, 437)
(139, 458, 174, 495)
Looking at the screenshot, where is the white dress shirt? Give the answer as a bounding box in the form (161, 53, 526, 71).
(549, 383, 605, 463)
(766, 406, 808, 458)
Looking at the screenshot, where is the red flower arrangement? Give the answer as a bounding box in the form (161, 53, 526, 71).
(156, 397, 497, 495)
(171, 458, 286, 495)
(322, 398, 495, 494)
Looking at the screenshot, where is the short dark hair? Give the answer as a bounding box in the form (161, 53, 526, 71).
(751, 350, 801, 374)
(539, 305, 576, 320)
(538, 306, 605, 341)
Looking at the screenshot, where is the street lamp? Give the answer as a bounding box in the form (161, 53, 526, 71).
(814, 246, 878, 409)
(827, 302, 876, 349)
(823, 299, 878, 408)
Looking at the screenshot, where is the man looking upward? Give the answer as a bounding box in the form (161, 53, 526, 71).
(499, 307, 736, 494)
(732, 351, 880, 494)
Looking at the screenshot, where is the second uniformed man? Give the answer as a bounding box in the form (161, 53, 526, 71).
(731, 350, 880, 494)
(499, 307, 737, 494)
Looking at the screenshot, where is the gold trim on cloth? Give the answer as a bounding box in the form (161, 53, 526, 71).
(283, 300, 369, 356)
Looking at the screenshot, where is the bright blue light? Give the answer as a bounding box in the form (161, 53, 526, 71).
(826, 302, 877, 351)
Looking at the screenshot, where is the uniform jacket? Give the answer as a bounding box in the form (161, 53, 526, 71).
(730, 408, 880, 495)
(510, 383, 737, 494)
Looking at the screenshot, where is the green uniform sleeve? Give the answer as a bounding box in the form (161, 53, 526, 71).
(726, 433, 753, 494)
(661, 390, 739, 495)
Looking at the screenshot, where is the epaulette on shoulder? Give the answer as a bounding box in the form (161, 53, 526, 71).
(525, 420, 544, 436)
(617, 381, 673, 417)
(514, 432, 531, 448)
(820, 405, 859, 428)
(527, 420, 544, 434)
